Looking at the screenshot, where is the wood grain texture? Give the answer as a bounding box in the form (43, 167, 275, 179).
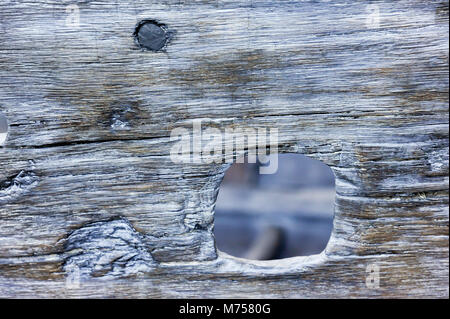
(0, 0, 448, 298)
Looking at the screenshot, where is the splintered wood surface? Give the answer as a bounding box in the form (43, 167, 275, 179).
(0, 0, 448, 298)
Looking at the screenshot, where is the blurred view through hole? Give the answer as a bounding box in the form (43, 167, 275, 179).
(214, 154, 335, 260)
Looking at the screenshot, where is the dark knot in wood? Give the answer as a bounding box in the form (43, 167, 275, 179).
(133, 19, 172, 52)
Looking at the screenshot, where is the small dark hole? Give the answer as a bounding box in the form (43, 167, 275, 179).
(134, 20, 171, 52)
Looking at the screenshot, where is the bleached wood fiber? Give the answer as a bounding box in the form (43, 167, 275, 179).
(0, 0, 448, 298)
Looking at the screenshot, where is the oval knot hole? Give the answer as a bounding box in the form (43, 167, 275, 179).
(214, 154, 335, 260)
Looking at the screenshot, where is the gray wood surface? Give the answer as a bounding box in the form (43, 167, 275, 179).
(0, 0, 448, 298)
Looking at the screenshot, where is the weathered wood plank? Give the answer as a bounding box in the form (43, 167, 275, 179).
(0, 0, 448, 298)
